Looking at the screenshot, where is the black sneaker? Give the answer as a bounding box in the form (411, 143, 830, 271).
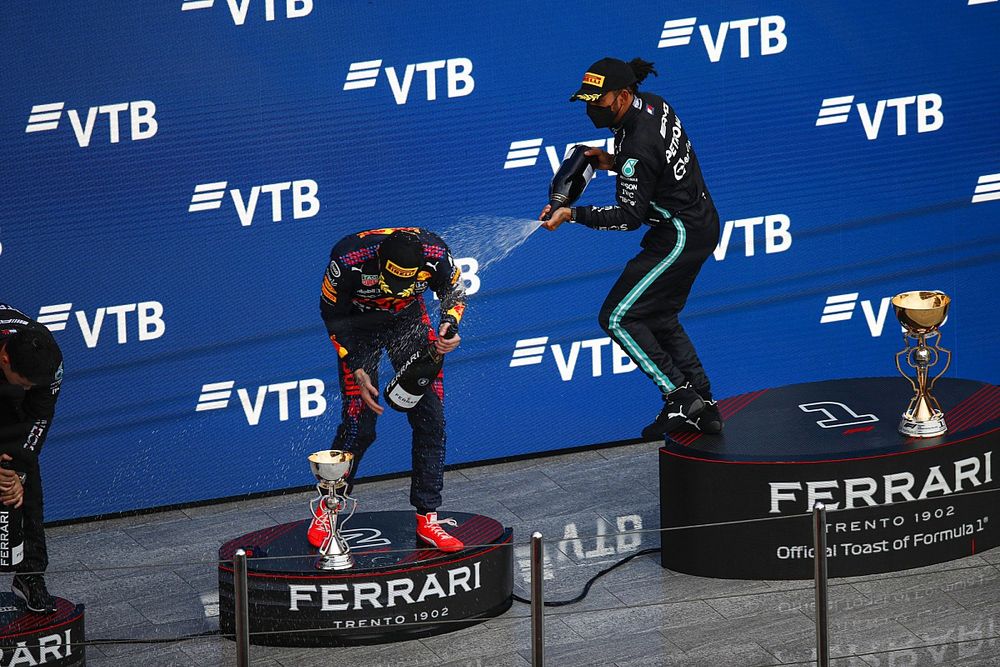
(12, 574, 56, 614)
(641, 383, 705, 440)
(688, 399, 723, 434)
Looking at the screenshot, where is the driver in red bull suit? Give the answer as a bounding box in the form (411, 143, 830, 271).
(314, 229, 466, 552)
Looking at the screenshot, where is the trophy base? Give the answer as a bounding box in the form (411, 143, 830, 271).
(315, 552, 354, 570)
(898, 411, 947, 438)
(219, 511, 513, 646)
(659, 377, 1000, 580)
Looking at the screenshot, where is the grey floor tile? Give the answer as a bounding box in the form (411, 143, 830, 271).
(779, 658, 872, 667)
(123, 509, 278, 550)
(614, 639, 775, 667)
(621, 571, 776, 609)
(663, 609, 814, 660)
(419, 614, 582, 663)
(531, 627, 680, 667)
(84, 643, 215, 667)
(244, 639, 444, 667)
(857, 636, 1000, 666)
(438, 652, 532, 667)
(556, 598, 723, 638)
(82, 600, 149, 637)
(848, 563, 998, 610)
(53, 569, 193, 606)
(90, 619, 220, 660)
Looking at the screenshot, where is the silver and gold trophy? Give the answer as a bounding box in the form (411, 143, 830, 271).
(891, 291, 951, 438)
(308, 450, 358, 570)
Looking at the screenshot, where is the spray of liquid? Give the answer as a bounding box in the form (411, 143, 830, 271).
(445, 215, 543, 273)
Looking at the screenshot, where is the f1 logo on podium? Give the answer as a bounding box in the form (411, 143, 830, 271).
(799, 402, 879, 430)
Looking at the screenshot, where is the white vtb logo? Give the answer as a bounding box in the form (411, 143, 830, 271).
(343, 58, 474, 105)
(816, 94, 943, 140)
(25, 101, 158, 147)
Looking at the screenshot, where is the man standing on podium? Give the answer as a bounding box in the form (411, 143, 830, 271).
(315, 228, 467, 552)
(540, 57, 722, 439)
(0, 304, 63, 614)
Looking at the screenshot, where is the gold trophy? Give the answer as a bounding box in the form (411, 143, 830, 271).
(891, 291, 951, 438)
(308, 450, 358, 570)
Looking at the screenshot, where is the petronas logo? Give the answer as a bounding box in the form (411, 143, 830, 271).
(621, 158, 639, 177)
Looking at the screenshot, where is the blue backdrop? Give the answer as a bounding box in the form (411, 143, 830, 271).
(2, 0, 998, 520)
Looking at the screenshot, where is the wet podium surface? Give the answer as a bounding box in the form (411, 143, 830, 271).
(660, 378, 1000, 578)
(0, 593, 85, 666)
(218, 511, 513, 646)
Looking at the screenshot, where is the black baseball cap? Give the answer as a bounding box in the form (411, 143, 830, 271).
(378, 231, 423, 295)
(570, 58, 637, 102)
(4, 322, 63, 386)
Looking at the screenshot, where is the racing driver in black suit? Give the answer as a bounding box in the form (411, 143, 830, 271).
(0, 303, 63, 613)
(315, 228, 467, 552)
(540, 57, 722, 439)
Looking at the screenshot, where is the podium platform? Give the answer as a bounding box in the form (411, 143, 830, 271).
(218, 511, 513, 646)
(0, 593, 85, 666)
(659, 377, 999, 579)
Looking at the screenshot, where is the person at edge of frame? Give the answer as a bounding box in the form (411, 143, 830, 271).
(315, 228, 467, 552)
(0, 303, 64, 614)
(539, 57, 723, 439)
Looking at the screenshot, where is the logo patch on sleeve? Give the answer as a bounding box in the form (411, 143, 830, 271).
(621, 158, 639, 178)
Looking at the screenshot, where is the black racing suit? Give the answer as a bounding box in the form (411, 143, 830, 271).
(0, 305, 62, 575)
(319, 228, 466, 512)
(574, 92, 719, 399)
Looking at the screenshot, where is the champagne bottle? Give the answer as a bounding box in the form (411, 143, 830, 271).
(542, 144, 596, 220)
(0, 461, 24, 571)
(385, 326, 457, 412)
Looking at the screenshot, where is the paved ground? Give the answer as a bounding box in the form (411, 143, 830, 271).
(17, 441, 1000, 666)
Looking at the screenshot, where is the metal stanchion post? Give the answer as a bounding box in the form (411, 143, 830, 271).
(530, 531, 544, 667)
(812, 503, 829, 667)
(234, 549, 250, 667)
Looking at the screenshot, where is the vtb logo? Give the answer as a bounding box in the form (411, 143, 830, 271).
(196, 378, 326, 426)
(180, 0, 312, 25)
(510, 336, 637, 382)
(25, 101, 158, 147)
(37, 301, 165, 348)
(188, 179, 320, 226)
(972, 172, 1000, 204)
(504, 138, 615, 174)
(820, 293, 898, 338)
(657, 15, 787, 62)
(816, 94, 943, 140)
(713, 214, 792, 262)
(343, 58, 474, 105)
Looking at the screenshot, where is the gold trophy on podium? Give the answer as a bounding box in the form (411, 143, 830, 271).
(891, 291, 951, 438)
(308, 450, 358, 570)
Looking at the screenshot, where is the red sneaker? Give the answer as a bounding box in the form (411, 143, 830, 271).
(416, 512, 464, 552)
(307, 502, 331, 548)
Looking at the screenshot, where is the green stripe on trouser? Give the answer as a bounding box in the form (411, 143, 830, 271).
(608, 209, 686, 394)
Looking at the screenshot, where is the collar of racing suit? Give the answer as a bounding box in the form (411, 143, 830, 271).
(611, 94, 643, 132)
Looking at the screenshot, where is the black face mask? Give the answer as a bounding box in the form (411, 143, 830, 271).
(586, 102, 618, 129)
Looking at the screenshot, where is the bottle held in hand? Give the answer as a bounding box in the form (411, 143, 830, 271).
(543, 144, 596, 220)
(0, 461, 24, 571)
(385, 326, 457, 412)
